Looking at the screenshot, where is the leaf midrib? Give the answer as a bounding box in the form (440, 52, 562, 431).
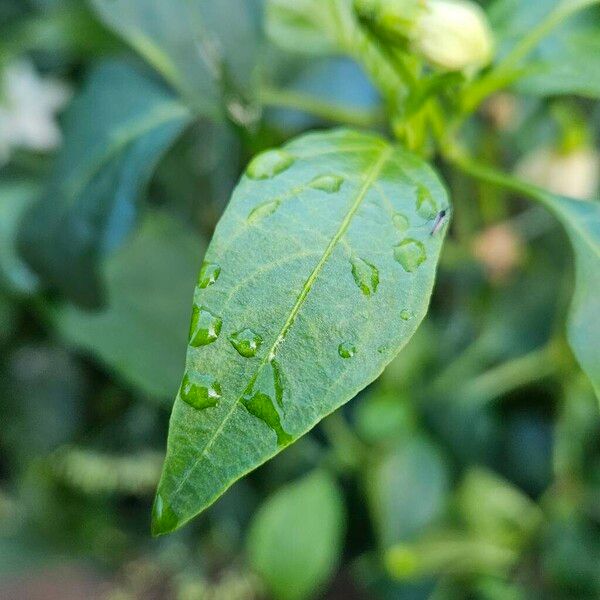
(169, 144, 393, 502)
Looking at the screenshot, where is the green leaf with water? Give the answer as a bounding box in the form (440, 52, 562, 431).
(153, 128, 451, 534)
(453, 158, 600, 400)
(91, 0, 263, 119)
(247, 470, 345, 600)
(55, 211, 204, 399)
(18, 61, 191, 307)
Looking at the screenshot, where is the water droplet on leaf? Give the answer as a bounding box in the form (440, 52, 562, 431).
(394, 239, 427, 272)
(247, 149, 294, 180)
(179, 372, 221, 410)
(309, 174, 344, 193)
(416, 185, 438, 220)
(338, 342, 356, 358)
(229, 328, 263, 358)
(351, 256, 379, 296)
(400, 309, 414, 321)
(151, 492, 179, 535)
(247, 199, 281, 223)
(189, 306, 222, 347)
(198, 261, 221, 288)
(242, 390, 292, 446)
(271, 359, 284, 408)
(393, 212, 410, 232)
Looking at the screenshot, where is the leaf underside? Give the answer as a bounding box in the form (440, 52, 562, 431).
(153, 128, 451, 535)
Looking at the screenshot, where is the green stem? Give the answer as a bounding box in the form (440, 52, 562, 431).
(463, 0, 600, 112)
(459, 344, 558, 406)
(259, 86, 384, 129)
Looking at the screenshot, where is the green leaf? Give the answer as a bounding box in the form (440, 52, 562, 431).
(489, 0, 600, 98)
(19, 61, 191, 307)
(367, 435, 450, 548)
(247, 470, 345, 600)
(90, 0, 263, 118)
(153, 128, 451, 534)
(0, 181, 40, 295)
(55, 211, 204, 399)
(452, 157, 600, 400)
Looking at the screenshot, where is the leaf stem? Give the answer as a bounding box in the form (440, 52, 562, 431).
(259, 86, 384, 129)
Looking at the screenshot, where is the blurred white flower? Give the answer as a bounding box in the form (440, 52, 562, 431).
(413, 0, 494, 72)
(0, 59, 71, 164)
(516, 147, 600, 200)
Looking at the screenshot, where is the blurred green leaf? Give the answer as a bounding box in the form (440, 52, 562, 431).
(0, 181, 40, 294)
(489, 0, 600, 98)
(452, 158, 600, 400)
(153, 128, 451, 534)
(90, 0, 263, 119)
(19, 61, 191, 307)
(55, 211, 204, 399)
(247, 470, 345, 600)
(367, 436, 450, 548)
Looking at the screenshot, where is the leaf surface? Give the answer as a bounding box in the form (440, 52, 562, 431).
(91, 0, 263, 119)
(19, 61, 191, 307)
(153, 128, 450, 534)
(247, 470, 345, 600)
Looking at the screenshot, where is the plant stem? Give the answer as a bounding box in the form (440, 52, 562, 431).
(259, 86, 384, 129)
(462, 0, 600, 112)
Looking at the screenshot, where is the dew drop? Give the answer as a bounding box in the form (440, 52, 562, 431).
(189, 306, 222, 347)
(309, 174, 344, 193)
(416, 185, 438, 220)
(351, 256, 379, 296)
(400, 309, 414, 321)
(271, 359, 284, 408)
(242, 390, 292, 446)
(198, 261, 221, 289)
(338, 342, 356, 359)
(247, 149, 294, 180)
(229, 328, 263, 358)
(179, 372, 222, 410)
(151, 492, 179, 535)
(394, 239, 427, 273)
(247, 199, 281, 223)
(393, 212, 410, 232)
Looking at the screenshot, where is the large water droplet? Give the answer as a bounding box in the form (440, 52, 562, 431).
(416, 185, 438, 220)
(247, 199, 281, 223)
(394, 239, 427, 273)
(393, 212, 410, 232)
(400, 309, 414, 321)
(247, 149, 294, 180)
(351, 256, 379, 296)
(229, 328, 263, 358)
(179, 372, 221, 410)
(338, 342, 356, 359)
(242, 390, 292, 446)
(151, 492, 179, 535)
(189, 306, 222, 347)
(309, 174, 344, 193)
(198, 261, 221, 289)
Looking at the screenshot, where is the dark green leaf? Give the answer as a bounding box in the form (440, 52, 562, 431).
(153, 128, 451, 534)
(54, 211, 204, 399)
(90, 0, 263, 119)
(247, 470, 345, 600)
(0, 181, 40, 294)
(18, 61, 191, 307)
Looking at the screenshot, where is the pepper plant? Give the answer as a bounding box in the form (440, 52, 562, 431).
(13, 0, 600, 550)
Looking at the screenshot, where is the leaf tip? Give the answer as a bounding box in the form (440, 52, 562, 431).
(151, 490, 179, 537)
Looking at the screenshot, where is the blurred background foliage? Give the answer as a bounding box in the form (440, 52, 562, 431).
(1, 0, 600, 598)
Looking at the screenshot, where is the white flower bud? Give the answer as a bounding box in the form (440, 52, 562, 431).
(412, 0, 494, 72)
